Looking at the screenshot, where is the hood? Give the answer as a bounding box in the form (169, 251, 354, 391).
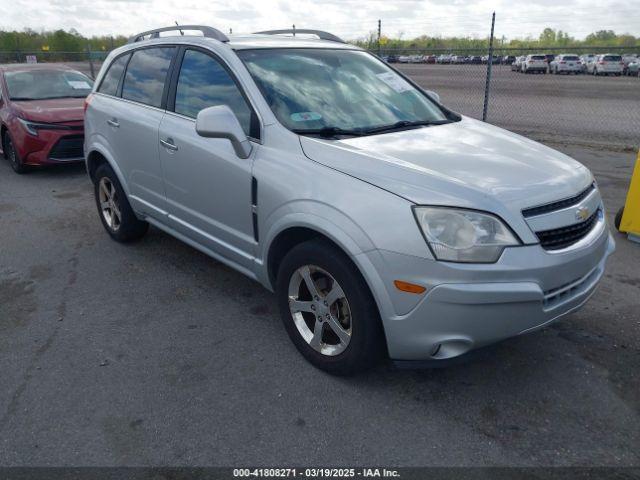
(12, 97, 85, 124)
(299, 116, 592, 212)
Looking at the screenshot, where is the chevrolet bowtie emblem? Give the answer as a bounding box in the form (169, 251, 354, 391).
(575, 206, 590, 221)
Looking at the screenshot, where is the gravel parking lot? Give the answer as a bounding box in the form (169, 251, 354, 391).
(0, 143, 639, 466)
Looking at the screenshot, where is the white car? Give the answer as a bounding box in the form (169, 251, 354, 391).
(580, 54, 597, 73)
(549, 54, 582, 74)
(622, 54, 638, 74)
(521, 54, 547, 73)
(397, 55, 411, 64)
(511, 56, 525, 71)
(588, 54, 624, 76)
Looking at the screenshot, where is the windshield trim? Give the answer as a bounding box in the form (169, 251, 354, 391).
(236, 47, 461, 139)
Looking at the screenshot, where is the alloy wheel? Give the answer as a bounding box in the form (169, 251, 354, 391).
(287, 265, 352, 356)
(98, 177, 122, 231)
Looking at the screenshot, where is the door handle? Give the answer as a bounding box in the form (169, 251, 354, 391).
(160, 138, 178, 151)
(107, 118, 120, 128)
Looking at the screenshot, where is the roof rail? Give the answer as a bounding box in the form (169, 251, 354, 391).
(128, 25, 229, 44)
(255, 29, 345, 44)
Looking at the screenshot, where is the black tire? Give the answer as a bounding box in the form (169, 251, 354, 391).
(614, 207, 624, 232)
(3, 132, 27, 174)
(276, 239, 385, 375)
(93, 163, 148, 242)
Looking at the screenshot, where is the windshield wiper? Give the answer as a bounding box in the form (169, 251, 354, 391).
(292, 126, 365, 138)
(362, 119, 451, 135)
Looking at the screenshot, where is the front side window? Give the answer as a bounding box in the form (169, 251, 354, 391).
(98, 54, 130, 96)
(122, 47, 174, 108)
(237, 48, 449, 135)
(174, 49, 254, 137)
(5, 69, 93, 101)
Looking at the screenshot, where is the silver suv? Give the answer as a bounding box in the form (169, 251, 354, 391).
(84, 26, 615, 375)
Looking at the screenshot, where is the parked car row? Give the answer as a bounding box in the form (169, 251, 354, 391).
(383, 52, 639, 76)
(510, 53, 638, 76)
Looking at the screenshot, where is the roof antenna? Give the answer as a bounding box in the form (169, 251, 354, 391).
(175, 21, 184, 36)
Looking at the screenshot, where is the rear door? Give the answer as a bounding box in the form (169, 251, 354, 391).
(158, 47, 261, 270)
(115, 46, 176, 219)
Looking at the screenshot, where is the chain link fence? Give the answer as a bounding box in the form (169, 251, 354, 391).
(1, 46, 638, 148)
(381, 45, 640, 148)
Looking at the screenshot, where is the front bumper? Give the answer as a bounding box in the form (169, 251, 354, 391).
(12, 122, 84, 166)
(361, 221, 615, 361)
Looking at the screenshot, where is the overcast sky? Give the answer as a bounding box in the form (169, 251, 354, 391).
(2, 0, 639, 41)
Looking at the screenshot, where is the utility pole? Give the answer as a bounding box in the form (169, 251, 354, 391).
(377, 19, 382, 56)
(482, 12, 496, 122)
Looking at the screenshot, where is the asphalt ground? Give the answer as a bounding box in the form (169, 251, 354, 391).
(0, 143, 639, 466)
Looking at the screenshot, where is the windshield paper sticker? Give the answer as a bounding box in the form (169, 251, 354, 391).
(376, 72, 413, 93)
(291, 112, 322, 122)
(67, 81, 91, 89)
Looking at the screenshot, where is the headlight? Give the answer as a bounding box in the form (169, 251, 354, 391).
(413, 206, 520, 263)
(18, 118, 72, 136)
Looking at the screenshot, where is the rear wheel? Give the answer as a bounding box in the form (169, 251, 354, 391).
(276, 239, 385, 375)
(3, 132, 27, 174)
(94, 163, 148, 242)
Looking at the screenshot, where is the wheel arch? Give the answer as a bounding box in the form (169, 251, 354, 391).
(85, 145, 131, 197)
(262, 215, 395, 321)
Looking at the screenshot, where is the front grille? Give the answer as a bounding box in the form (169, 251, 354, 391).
(522, 183, 596, 218)
(49, 135, 84, 160)
(535, 209, 599, 250)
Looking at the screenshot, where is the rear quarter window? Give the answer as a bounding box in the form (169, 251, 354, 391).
(98, 54, 130, 96)
(122, 47, 175, 108)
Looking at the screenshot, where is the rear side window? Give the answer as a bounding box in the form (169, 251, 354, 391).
(174, 49, 256, 137)
(98, 54, 130, 96)
(122, 47, 174, 108)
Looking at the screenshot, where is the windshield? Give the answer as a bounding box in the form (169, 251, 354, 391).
(5, 69, 93, 101)
(237, 48, 449, 134)
(531, 55, 546, 60)
(603, 55, 622, 61)
(563, 56, 579, 61)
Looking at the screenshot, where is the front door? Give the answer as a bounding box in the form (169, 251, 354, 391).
(159, 48, 260, 270)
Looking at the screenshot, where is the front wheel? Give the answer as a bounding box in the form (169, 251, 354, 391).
(276, 239, 385, 375)
(3, 133, 27, 174)
(94, 163, 149, 242)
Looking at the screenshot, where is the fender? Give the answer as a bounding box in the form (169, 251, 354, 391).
(257, 206, 396, 322)
(85, 133, 130, 197)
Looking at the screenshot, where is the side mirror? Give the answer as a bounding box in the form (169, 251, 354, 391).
(195, 105, 252, 159)
(424, 89, 440, 103)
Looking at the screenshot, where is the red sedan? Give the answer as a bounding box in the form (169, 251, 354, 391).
(0, 64, 93, 173)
